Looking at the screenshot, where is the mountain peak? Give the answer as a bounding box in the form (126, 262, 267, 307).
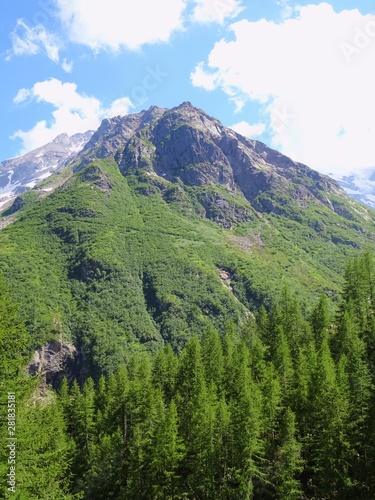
(52, 133, 69, 143)
(0, 130, 93, 208)
(0, 102, 362, 222)
(63, 102, 346, 218)
(77, 106, 167, 168)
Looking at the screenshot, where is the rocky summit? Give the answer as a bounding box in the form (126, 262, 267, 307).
(76, 102, 346, 217)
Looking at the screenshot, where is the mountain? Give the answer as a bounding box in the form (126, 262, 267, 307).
(4, 102, 375, 500)
(76, 101, 345, 213)
(335, 167, 375, 209)
(0, 131, 93, 208)
(1, 101, 375, 377)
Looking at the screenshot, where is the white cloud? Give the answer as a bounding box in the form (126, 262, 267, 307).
(7, 0, 244, 65)
(191, 3, 375, 176)
(231, 121, 266, 138)
(191, 61, 218, 90)
(11, 78, 133, 153)
(55, 0, 187, 51)
(13, 88, 33, 105)
(277, 1, 301, 20)
(61, 59, 74, 73)
(191, 0, 244, 25)
(6, 19, 60, 62)
(103, 97, 134, 117)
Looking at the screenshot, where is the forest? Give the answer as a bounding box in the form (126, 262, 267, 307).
(1, 250, 375, 499)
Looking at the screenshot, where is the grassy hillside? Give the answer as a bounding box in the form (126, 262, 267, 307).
(1, 158, 375, 376)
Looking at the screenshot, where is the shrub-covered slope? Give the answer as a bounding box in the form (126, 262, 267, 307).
(1, 103, 375, 376)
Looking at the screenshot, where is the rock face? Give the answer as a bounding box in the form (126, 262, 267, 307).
(79, 165, 113, 193)
(76, 106, 166, 169)
(0, 131, 93, 208)
(76, 101, 346, 219)
(0, 102, 352, 223)
(27, 340, 81, 389)
(197, 191, 253, 227)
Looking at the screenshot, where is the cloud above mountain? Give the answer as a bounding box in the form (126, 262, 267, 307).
(12, 78, 133, 153)
(54, 0, 186, 52)
(53, 0, 244, 52)
(191, 3, 375, 175)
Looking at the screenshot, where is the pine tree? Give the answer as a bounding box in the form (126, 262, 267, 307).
(68, 379, 91, 484)
(273, 330, 294, 402)
(266, 303, 284, 362)
(242, 319, 267, 383)
(175, 336, 215, 498)
(83, 428, 124, 499)
(213, 397, 231, 499)
(335, 308, 373, 495)
(291, 342, 316, 438)
(274, 407, 303, 499)
(227, 342, 264, 498)
(307, 338, 351, 497)
(150, 398, 185, 498)
(255, 305, 270, 346)
(152, 343, 178, 404)
(15, 397, 75, 499)
(201, 325, 224, 391)
(261, 362, 282, 455)
(310, 294, 331, 346)
(124, 352, 169, 497)
(279, 288, 311, 355)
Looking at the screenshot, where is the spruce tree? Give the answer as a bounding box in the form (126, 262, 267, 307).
(150, 399, 185, 498)
(310, 294, 331, 347)
(201, 325, 224, 391)
(274, 407, 303, 499)
(227, 342, 264, 498)
(307, 338, 351, 497)
(175, 336, 215, 498)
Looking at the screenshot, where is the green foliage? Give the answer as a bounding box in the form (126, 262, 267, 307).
(2, 158, 375, 377)
(3, 150, 375, 497)
(0, 279, 75, 499)
(3, 251, 375, 497)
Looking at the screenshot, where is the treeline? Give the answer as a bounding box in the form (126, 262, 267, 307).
(2, 251, 375, 498)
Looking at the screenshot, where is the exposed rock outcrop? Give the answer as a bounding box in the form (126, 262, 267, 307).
(76, 106, 166, 169)
(100, 102, 346, 219)
(79, 165, 113, 193)
(197, 191, 253, 227)
(27, 340, 81, 389)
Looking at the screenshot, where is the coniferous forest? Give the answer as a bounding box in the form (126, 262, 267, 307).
(2, 250, 375, 499)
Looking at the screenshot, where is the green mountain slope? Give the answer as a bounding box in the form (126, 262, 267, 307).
(1, 103, 375, 377)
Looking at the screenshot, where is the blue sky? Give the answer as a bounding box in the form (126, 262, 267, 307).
(1, 0, 374, 176)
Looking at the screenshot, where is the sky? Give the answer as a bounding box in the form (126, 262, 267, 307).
(1, 0, 374, 177)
